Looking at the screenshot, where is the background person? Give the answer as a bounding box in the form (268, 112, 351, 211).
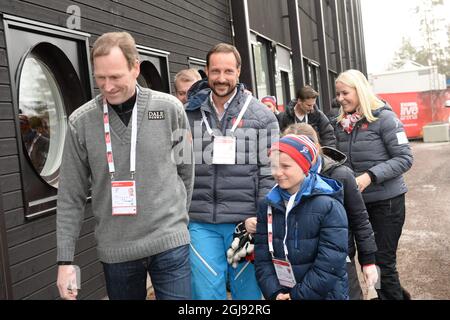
(19, 114, 49, 173)
(174, 68, 202, 105)
(277, 85, 336, 147)
(260, 95, 279, 115)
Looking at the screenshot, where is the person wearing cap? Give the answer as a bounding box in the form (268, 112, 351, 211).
(261, 96, 279, 115)
(254, 134, 349, 300)
(283, 123, 378, 300)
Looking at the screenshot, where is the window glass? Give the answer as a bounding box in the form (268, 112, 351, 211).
(188, 57, 206, 78)
(252, 41, 270, 98)
(19, 56, 67, 187)
(137, 47, 170, 93)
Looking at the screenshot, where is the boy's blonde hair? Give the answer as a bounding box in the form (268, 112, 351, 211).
(174, 68, 202, 91)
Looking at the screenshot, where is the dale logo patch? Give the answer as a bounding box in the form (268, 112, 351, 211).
(148, 111, 165, 120)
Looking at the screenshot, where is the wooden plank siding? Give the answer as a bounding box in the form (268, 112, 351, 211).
(0, 0, 231, 299)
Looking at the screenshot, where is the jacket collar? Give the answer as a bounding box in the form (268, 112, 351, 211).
(266, 173, 343, 212)
(185, 79, 247, 114)
(286, 98, 320, 119)
(321, 146, 347, 172)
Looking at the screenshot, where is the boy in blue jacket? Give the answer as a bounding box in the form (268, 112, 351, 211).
(254, 134, 349, 300)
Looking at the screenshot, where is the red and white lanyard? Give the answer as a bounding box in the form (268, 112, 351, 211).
(201, 94, 252, 137)
(267, 192, 298, 259)
(102, 93, 138, 180)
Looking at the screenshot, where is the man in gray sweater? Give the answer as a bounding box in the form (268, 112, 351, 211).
(56, 32, 194, 300)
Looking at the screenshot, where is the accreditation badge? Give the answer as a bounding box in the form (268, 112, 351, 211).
(111, 180, 137, 216)
(272, 258, 297, 288)
(212, 136, 236, 164)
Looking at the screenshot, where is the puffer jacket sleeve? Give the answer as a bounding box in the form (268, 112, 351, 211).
(317, 111, 337, 148)
(254, 201, 288, 300)
(289, 197, 348, 300)
(257, 109, 279, 202)
(368, 110, 413, 183)
(276, 99, 296, 132)
(334, 166, 377, 266)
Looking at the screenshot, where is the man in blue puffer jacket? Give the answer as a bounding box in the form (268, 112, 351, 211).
(255, 134, 348, 300)
(185, 43, 279, 300)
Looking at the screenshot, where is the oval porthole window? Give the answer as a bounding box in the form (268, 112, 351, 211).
(138, 60, 164, 91)
(18, 55, 67, 187)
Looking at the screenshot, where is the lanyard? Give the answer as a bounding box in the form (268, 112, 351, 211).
(102, 93, 138, 180)
(201, 94, 252, 137)
(267, 192, 297, 260)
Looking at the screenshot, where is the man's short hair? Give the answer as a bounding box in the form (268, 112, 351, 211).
(91, 32, 139, 70)
(206, 43, 241, 69)
(174, 68, 202, 91)
(296, 85, 319, 101)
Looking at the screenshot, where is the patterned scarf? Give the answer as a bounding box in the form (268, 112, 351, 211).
(340, 113, 362, 134)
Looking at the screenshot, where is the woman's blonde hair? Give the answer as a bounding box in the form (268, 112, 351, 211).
(335, 69, 383, 123)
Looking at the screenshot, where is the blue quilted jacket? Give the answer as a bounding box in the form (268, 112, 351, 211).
(255, 174, 349, 300)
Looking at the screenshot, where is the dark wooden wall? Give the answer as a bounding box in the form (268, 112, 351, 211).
(0, 0, 231, 299)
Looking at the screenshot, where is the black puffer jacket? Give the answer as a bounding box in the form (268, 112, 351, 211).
(185, 81, 280, 224)
(332, 104, 413, 204)
(277, 99, 336, 147)
(320, 146, 377, 266)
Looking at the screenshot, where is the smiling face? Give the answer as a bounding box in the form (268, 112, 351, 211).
(206, 52, 240, 101)
(94, 46, 140, 105)
(335, 81, 360, 114)
(270, 150, 305, 195)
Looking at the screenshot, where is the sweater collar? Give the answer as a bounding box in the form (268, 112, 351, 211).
(97, 85, 148, 143)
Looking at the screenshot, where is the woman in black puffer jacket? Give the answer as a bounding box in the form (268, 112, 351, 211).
(332, 69, 413, 300)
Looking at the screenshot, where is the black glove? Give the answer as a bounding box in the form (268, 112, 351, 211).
(226, 222, 255, 268)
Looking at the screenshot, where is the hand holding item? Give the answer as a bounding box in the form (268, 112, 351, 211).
(226, 221, 255, 268)
(244, 217, 257, 234)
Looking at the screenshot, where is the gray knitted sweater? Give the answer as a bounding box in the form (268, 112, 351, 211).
(57, 87, 194, 263)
